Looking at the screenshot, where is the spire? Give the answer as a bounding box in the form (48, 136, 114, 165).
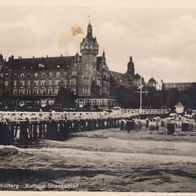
(0, 53, 3, 60)
(74, 52, 80, 62)
(101, 50, 106, 64)
(102, 50, 105, 57)
(80, 22, 99, 55)
(87, 22, 93, 39)
(127, 56, 135, 76)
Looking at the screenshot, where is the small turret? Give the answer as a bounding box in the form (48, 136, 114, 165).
(74, 52, 81, 63)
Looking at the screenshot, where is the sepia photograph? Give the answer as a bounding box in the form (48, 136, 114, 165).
(0, 0, 195, 193)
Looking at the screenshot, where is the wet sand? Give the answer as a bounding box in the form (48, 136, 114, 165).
(0, 128, 196, 192)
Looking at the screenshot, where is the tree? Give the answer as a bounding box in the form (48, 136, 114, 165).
(55, 87, 76, 109)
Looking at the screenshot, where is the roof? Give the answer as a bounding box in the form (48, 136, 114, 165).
(110, 71, 131, 87)
(164, 82, 193, 86)
(6, 56, 74, 70)
(174, 102, 184, 108)
(148, 77, 156, 83)
(133, 73, 141, 79)
(96, 56, 102, 66)
(163, 82, 194, 90)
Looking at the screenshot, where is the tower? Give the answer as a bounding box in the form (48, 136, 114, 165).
(127, 56, 135, 77)
(79, 23, 99, 96)
(80, 23, 99, 56)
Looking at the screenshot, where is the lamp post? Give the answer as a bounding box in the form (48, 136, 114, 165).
(135, 78, 148, 113)
(138, 84, 144, 113)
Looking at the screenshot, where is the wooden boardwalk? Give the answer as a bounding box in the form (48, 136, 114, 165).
(0, 109, 169, 145)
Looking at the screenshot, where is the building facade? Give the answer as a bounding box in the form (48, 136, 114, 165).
(0, 22, 158, 110)
(0, 23, 113, 109)
(162, 82, 196, 91)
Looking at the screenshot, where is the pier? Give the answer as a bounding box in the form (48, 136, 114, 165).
(0, 109, 170, 145)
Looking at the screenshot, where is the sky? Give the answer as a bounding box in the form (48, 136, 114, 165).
(0, 0, 196, 83)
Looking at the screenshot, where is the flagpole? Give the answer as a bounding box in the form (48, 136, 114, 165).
(140, 85, 142, 111)
(139, 78, 143, 113)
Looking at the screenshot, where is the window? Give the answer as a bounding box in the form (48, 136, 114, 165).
(13, 80, 17, 86)
(40, 88, 46, 95)
(19, 88, 25, 95)
(48, 87, 52, 95)
(34, 73, 38, 77)
(63, 79, 68, 86)
(40, 80, 46, 86)
(93, 100, 97, 106)
(19, 80, 25, 86)
(56, 72, 60, 77)
(34, 88, 38, 95)
(41, 73, 46, 78)
(72, 88, 76, 94)
(33, 80, 39, 86)
(64, 72, 67, 77)
(97, 80, 101, 86)
(48, 99, 54, 105)
(49, 72, 53, 77)
(55, 80, 60, 85)
(70, 78, 76, 86)
(48, 80, 52, 86)
(84, 77, 89, 85)
(27, 80, 31, 86)
(13, 88, 17, 95)
(83, 87, 89, 95)
(27, 73, 31, 78)
(27, 88, 31, 94)
(54, 87, 59, 95)
(72, 71, 77, 76)
(38, 63, 44, 68)
(20, 73, 25, 78)
(5, 81, 9, 86)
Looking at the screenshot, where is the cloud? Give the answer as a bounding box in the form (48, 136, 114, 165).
(0, 6, 195, 82)
(102, 12, 196, 82)
(137, 57, 195, 82)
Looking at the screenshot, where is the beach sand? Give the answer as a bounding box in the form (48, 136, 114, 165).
(0, 128, 195, 192)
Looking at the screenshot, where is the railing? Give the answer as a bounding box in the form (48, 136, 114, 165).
(0, 109, 170, 122)
(0, 109, 170, 145)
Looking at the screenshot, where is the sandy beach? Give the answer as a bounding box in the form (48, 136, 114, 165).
(0, 128, 196, 192)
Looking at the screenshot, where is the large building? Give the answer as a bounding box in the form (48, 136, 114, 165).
(0, 22, 154, 110)
(162, 82, 196, 91)
(0, 23, 114, 109)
